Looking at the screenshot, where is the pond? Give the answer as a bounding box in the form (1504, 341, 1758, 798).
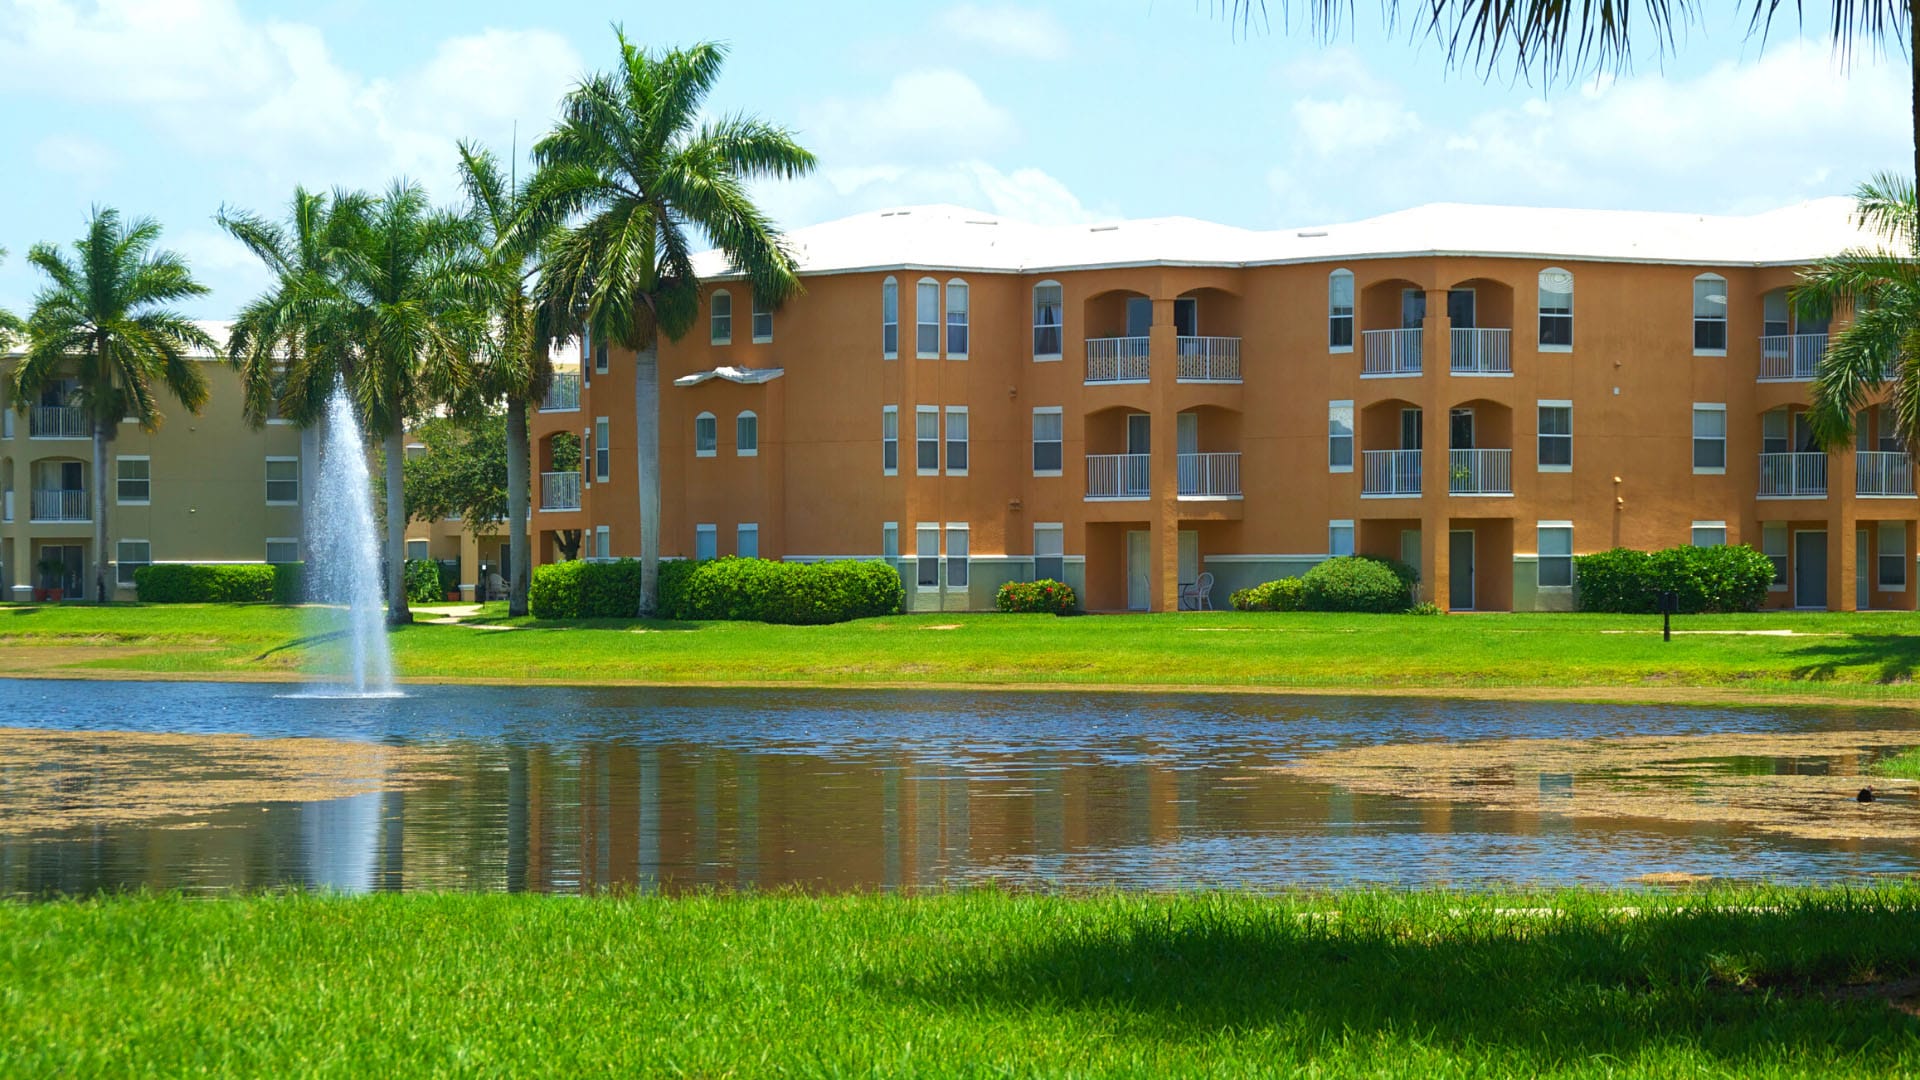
(1, 679, 1917, 897)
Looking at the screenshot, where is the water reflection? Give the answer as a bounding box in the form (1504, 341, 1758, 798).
(0, 680, 1917, 897)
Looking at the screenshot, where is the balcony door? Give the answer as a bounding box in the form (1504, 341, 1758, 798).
(1125, 414, 1151, 497)
(1126, 530, 1150, 611)
(1400, 408, 1423, 450)
(1858, 528, 1870, 611)
(1173, 297, 1198, 337)
(1125, 297, 1152, 337)
(1449, 408, 1475, 450)
(1448, 288, 1476, 329)
(1794, 530, 1828, 609)
(1176, 412, 1198, 456)
(1449, 529, 1475, 611)
(1400, 289, 1425, 329)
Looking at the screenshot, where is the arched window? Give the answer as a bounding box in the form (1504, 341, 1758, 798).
(1692, 274, 1727, 353)
(710, 290, 732, 345)
(915, 277, 940, 358)
(1033, 280, 1063, 359)
(1328, 270, 1354, 351)
(1538, 268, 1573, 350)
(736, 411, 759, 456)
(945, 278, 970, 358)
(881, 277, 898, 358)
(694, 412, 717, 457)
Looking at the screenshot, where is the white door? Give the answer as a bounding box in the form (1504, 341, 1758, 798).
(1400, 529, 1421, 580)
(1178, 530, 1199, 588)
(1126, 530, 1150, 611)
(1858, 528, 1870, 611)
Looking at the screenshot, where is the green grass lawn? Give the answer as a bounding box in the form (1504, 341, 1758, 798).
(2, 888, 1917, 1077)
(7, 602, 1920, 702)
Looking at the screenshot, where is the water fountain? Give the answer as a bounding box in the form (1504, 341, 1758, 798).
(304, 383, 397, 696)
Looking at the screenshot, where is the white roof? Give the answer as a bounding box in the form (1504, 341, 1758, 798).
(693, 198, 1874, 278)
(673, 365, 785, 387)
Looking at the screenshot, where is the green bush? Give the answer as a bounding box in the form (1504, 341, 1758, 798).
(1301, 556, 1411, 613)
(403, 559, 442, 606)
(271, 562, 305, 604)
(134, 564, 277, 603)
(435, 560, 460, 599)
(659, 558, 904, 625)
(529, 559, 646, 620)
(997, 579, 1077, 614)
(1229, 577, 1306, 612)
(1575, 544, 1773, 614)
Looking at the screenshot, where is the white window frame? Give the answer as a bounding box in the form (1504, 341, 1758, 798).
(946, 522, 970, 589)
(115, 454, 150, 505)
(916, 406, 940, 476)
(1328, 269, 1354, 353)
(1692, 404, 1727, 474)
(1762, 522, 1789, 591)
(882, 405, 899, 476)
(266, 538, 300, 565)
(595, 525, 611, 560)
(1537, 522, 1574, 589)
(695, 411, 717, 458)
(1328, 519, 1355, 557)
(1879, 521, 1907, 591)
(594, 340, 609, 376)
(882, 521, 899, 560)
(945, 278, 969, 359)
(737, 523, 759, 560)
(915, 523, 940, 590)
(1033, 280, 1063, 360)
(944, 405, 969, 477)
(265, 456, 300, 506)
(1032, 406, 1063, 477)
(594, 417, 611, 481)
(751, 295, 773, 343)
(1692, 273, 1728, 356)
(695, 523, 717, 562)
(736, 411, 759, 457)
(1538, 267, 1574, 352)
(1537, 400, 1572, 472)
(405, 538, 431, 561)
(1328, 400, 1354, 473)
(1691, 521, 1728, 547)
(881, 276, 899, 359)
(710, 288, 733, 345)
(1033, 523, 1065, 582)
(114, 539, 149, 588)
(915, 277, 940, 359)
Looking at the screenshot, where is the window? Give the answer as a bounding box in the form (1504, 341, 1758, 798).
(1033, 281, 1063, 358)
(594, 341, 609, 375)
(752, 295, 773, 342)
(916, 278, 939, 358)
(736, 411, 758, 457)
(1034, 523, 1064, 581)
(266, 538, 299, 565)
(737, 523, 759, 559)
(1328, 270, 1355, 351)
(881, 277, 899, 358)
(1693, 274, 1728, 353)
(710, 289, 732, 344)
(945, 406, 969, 475)
(946, 279, 969, 358)
(1880, 522, 1907, 590)
(947, 524, 970, 589)
(1692, 405, 1726, 472)
(695, 523, 717, 561)
(1328, 400, 1354, 472)
(1032, 408, 1063, 475)
(695, 412, 717, 457)
(882, 522, 899, 560)
(882, 406, 898, 475)
(405, 539, 430, 561)
(114, 539, 149, 588)
(916, 524, 939, 588)
(1328, 520, 1355, 557)
(1691, 521, 1727, 547)
(1537, 523, 1573, 588)
(595, 525, 610, 560)
(1762, 523, 1788, 590)
(1538, 268, 1573, 349)
(1537, 402, 1572, 470)
(916, 407, 939, 474)
(116, 456, 150, 504)
(594, 417, 610, 481)
(1762, 408, 1790, 453)
(265, 457, 299, 504)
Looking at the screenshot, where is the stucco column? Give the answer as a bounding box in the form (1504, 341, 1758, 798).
(1831, 447, 1857, 612)
(1149, 296, 1181, 613)
(1422, 397, 1452, 609)
(1425, 287, 1451, 379)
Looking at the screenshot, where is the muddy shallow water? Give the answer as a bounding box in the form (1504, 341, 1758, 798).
(2, 679, 1918, 896)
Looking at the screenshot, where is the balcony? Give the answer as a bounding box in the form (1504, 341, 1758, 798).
(1086, 453, 1150, 500)
(30, 405, 87, 439)
(1362, 329, 1421, 376)
(1857, 451, 1915, 497)
(1448, 449, 1512, 495)
(1450, 329, 1512, 375)
(1362, 450, 1422, 497)
(1175, 337, 1241, 383)
(1758, 334, 1829, 381)
(1758, 452, 1827, 498)
(1086, 337, 1150, 384)
(541, 372, 581, 412)
(539, 470, 582, 511)
(1176, 452, 1240, 498)
(31, 488, 88, 522)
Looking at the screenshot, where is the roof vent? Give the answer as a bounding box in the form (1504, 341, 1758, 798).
(1089, 225, 1119, 233)
(1297, 230, 1328, 238)
(965, 219, 998, 226)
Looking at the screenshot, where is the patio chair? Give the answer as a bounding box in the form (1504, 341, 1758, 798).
(1179, 572, 1215, 611)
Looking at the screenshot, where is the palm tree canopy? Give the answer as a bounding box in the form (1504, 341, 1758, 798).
(454, 140, 553, 410)
(12, 208, 214, 432)
(0, 245, 23, 346)
(523, 34, 817, 349)
(1798, 173, 1920, 447)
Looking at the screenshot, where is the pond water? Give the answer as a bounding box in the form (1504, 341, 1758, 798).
(2, 679, 1918, 897)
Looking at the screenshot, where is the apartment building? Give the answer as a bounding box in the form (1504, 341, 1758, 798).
(529, 199, 1900, 613)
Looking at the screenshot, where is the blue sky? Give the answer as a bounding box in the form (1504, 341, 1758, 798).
(0, 0, 1907, 318)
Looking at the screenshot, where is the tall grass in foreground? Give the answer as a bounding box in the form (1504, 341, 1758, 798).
(2, 888, 1917, 1077)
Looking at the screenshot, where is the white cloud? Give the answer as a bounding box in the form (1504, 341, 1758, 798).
(32, 134, 116, 181)
(933, 3, 1070, 60)
(800, 69, 1016, 160)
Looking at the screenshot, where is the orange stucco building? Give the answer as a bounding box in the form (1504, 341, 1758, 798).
(530, 199, 1904, 613)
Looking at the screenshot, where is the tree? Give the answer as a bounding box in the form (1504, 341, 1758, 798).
(1800, 175, 1920, 446)
(0, 247, 23, 348)
(525, 34, 815, 614)
(10, 209, 215, 602)
(403, 414, 509, 529)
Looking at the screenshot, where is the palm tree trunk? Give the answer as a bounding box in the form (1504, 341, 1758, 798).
(505, 393, 531, 617)
(384, 428, 412, 625)
(635, 341, 661, 616)
(91, 420, 109, 603)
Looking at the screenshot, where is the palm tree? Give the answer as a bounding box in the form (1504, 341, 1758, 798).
(524, 33, 815, 614)
(1799, 174, 1920, 446)
(11, 209, 215, 602)
(0, 247, 23, 346)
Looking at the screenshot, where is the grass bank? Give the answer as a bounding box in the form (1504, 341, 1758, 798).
(7, 603, 1920, 704)
(3, 888, 1917, 1077)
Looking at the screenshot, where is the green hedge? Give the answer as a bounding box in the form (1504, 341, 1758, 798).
(528, 559, 645, 620)
(1230, 577, 1306, 612)
(1301, 556, 1413, 613)
(403, 559, 442, 605)
(134, 564, 277, 603)
(996, 579, 1077, 614)
(1575, 544, 1775, 614)
(271, 562, 305, 604)
(659, 558, 904, 624)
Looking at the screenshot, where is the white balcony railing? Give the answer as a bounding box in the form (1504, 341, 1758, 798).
(1177, 452, 1241, 497)
(541, 372, 581, 412)
(1362, 329, 1422, 375)
(1758, 452, 1828, 497)
(539, 470, 582, 511)
(1448, 449, 1512, 495)
(1856, 451, 1915, 497)
(1086, 453, 1150, 500)
(1450, 328, 1512, 375)
(30, 405, 88, 439)
(1085, 337, 1150, 383)
(30, 489, 88, 522)
(1758, 334, 1829, 381)
(1362, 450, 1422, 497)
(1175, 337, 1242, 383)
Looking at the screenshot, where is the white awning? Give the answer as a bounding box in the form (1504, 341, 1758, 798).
(673, 366, 786, 387)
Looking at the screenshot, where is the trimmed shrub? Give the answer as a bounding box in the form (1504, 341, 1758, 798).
(659, 558, 904, 625)
(271, 562, 305, 604)
(134, 564, 277, 603)
(1574, 544, 1774, 614)
(1229, 577, 1306, 612)
(529, 559, 646, 620)
(403, 559, 442, 606)
(997, 579, 1077, 614)
(1301, 556, 1411, 613)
